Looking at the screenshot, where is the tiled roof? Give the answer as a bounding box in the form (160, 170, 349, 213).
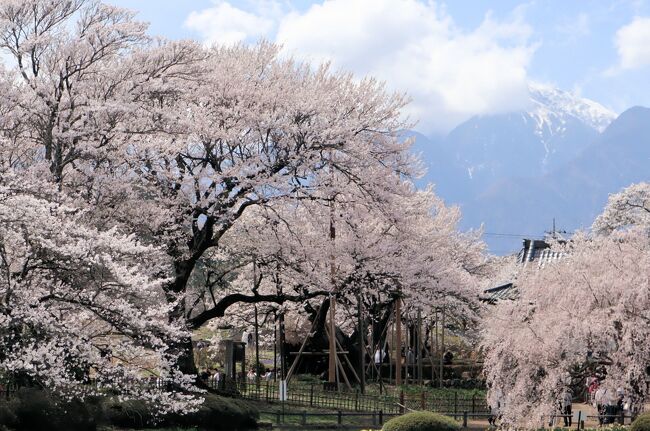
(482, 238, 566, 303)
(479, 282, 517, 303)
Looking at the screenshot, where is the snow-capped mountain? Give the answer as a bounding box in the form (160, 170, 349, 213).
(527, 82, 616, 133)
(439, 83, 617, 190)
(411, 84, 650, 255)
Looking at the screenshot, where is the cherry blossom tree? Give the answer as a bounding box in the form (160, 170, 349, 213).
(593, 182, 650, 234)
(0, 172, 200, 413)
(481, 184, 650, 427)
(188, 180, 486, 375)
(0, 0, 414, 370)
(0, 0, 485, 390)
(0, 0, 208, 381)
(101, 42, 420, 374)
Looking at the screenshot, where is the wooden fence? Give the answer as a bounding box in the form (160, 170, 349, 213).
(209, 378, 490, 415)
(0, 381, 17, 400)
(262, 410, 492, 428)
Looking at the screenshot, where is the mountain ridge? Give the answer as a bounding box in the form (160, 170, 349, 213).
(413, 86, 648, 254)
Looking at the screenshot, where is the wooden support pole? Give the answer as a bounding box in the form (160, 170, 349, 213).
(338, 341, 361, 384)
(285, 329, 311, 383)
(395, 297, 402, 386)
(439, 306, 445, 388)
(328, 295, 337, 384)
(389, 321, 394, 384)
(279, 312, 286, 380)
(417, 309, 423, 385)
(273, 311, 278, 382)
(325, 324, 361, 385)
(404, 322, 408, 386)
(434, 311, 438, 386)
(254, 303, 260, 386)
(286, 304, 326, 383)
(336, 354, 352, 390)
(370, 320, 375, 382)
(358, 289, 365, 394)
(328, 188, 337, 384)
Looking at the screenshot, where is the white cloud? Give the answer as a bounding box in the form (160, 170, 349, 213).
(185, 0, 537, 133)
(184, 1, 276, 45)
(612, 16, 650, 71)
(556, 12, 590, 41)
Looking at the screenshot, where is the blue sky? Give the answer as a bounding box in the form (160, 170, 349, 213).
(107, 0, 650, 134)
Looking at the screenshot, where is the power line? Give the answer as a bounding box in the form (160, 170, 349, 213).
(483, 232, 544, 238)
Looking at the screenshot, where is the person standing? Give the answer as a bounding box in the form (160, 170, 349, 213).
(563, 388, 573, 427)
(594, 386, 607, 425)
(587, 377, 599, 404)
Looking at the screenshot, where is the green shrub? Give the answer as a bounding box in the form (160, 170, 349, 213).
(1, 389, 258, 431)
(6, 388, 100, 431)
(101, 398, 155, 429)
(382, 411, 460, 431)
(632, 412, 650, 431)
(101, 393, 258, 430)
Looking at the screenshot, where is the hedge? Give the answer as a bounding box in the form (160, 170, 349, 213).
(631, 412, 650, 431)
(382, 411, 461, 431)
(0, 389, 258, 431)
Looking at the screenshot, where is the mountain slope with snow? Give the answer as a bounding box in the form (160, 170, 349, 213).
(413, 84, 635, 254)
(527, 83, 616, 133)
(440, 84, 617, 189)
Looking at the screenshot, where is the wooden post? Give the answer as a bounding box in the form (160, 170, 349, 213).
(577, 411, 582, 430)
(439, 306, 445, 388)
(328, 298, 337, 384)
(358, 288, 365, 394)
(434, 312, 438, 386)
(279, 312, 286, 380)
(389, 322, 394, 385)
(370, 321, 375, 382)
(310, 383, 314, 407)
(328, 190, 337, 384)
(417, 309, 423, 386)
(273, 311, 278, 382)
(254, 302, 260, 386)
(395, 298, 402, 386)
(405, 321, 409, 386)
